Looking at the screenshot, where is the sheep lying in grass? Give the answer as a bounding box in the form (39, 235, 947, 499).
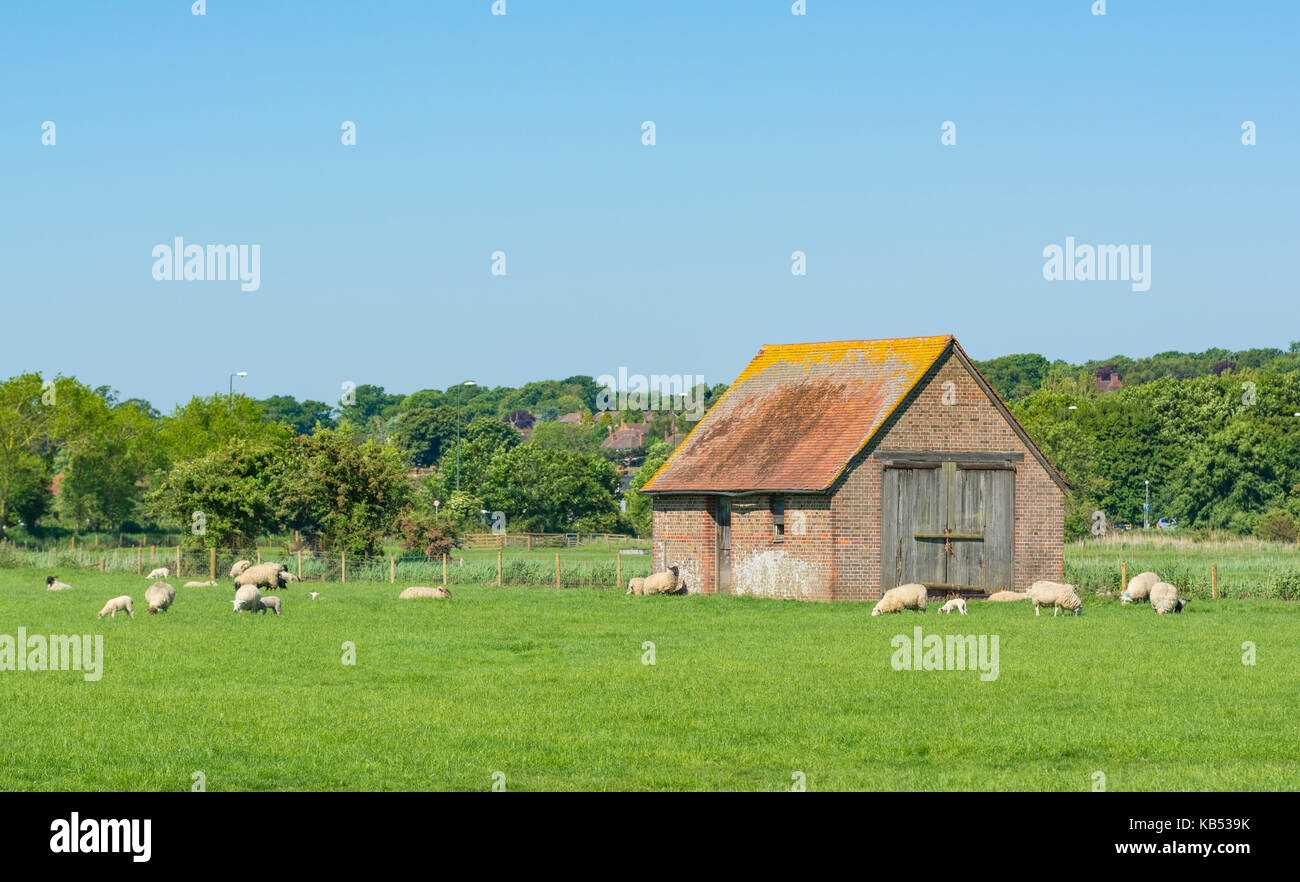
(144, 581, 175, 614)
(938, 597, 967, 615)
(1149, 581, 1189, 614)
(626, 577, 646, 595)
(234, 562, 288, 592)
(985, 591, 1030, 602)
(229, 560, 252, 579)
(256, 595, 282, 615)
(98, 595, 134, 619)
(1121, 571, 1159, 605)
(145, 567, 169, 581)
(182, 580, 218, 588)
(871, 583, 928, 616)
(232, 585, 261, 612)
(1028, 580, 1082, 617)
(639, 566, 684, 596)
(45, 575, 72, 591)
(399, 586, 451, 599)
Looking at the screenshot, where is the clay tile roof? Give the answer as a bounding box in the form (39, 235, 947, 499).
(641, 336, 957, 493)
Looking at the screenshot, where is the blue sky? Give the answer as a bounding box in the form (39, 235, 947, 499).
(3, 1, 1296, 410)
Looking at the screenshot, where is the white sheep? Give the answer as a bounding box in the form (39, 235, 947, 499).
(1121, 571, 1160, 605)
(229, 560, 252, 579)
(626, 577, 646, 595)
(45, 576, 72, 591)
(309, 592, 320, 600)
(399, 586, 451, 599)
(256, 595, 282, 615)
(1028, 580, 1082, 616)
(279, 571, 300, 583)
(182, 580, 218, 588)
(145, 567, 170, 581)
(938, 597, 967, 615)
(234, 562, 289, 592)
(871, 583, 928, 615)
(98, 595, 134, 619)
(1149, 581, 1189, 614)
(985, 591, 1030, 602)
(640, 566, 683, 596)
(144, 581, 176, 614)
(232, 585, 261, 612)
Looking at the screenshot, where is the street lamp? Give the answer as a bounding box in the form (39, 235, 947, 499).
(455, 380, 476, 491)
(1144, 480, 1150, 531)
(229, 371, 248, 403)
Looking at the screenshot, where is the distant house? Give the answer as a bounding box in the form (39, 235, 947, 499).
(601, 420, 650, 452)
(1094, 364, 1122, 392)
(557, 411, 584, 424)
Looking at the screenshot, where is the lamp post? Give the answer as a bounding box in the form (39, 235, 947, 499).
(455, 380, 476, 492)
(1144, 480, 1150, 531)
(229, 371, 248, 404)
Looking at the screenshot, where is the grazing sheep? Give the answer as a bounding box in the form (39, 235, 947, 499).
(256, 595, 282, 615)
(1149, 581, 1189, 614)
(626, 577, 646, 595)
(145, 567, 169, 581)
(182, 580, 218, 588)
(279, 571, 300, 583)
(1028, 580, 1082, 617)
(640, 566, 683, 596)
(229, 560, 252, 579)
(399, 586, 451, 599)
(234, 562, 289, 592)
(1121, 571, 1160, 605)
(871, 583, 929, 616)
(45, 576, 72, 591)
(938, 597, 967, 615)
(232, 585, 261, 612)
(97, 595, 134, 619)
(985, 590, 1030, 602)
(309, 592, 320, 600)
(144, 581, 176, 614)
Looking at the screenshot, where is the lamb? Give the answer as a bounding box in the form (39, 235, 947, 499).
(985, 591, 1030, 602)
(256, 595, 282, 615)
(279, 572, 300, 583)
(232, 585, 261, 612)
(309, 592, 320, 600)
(229, 560, 252, 579)
(182, 580, 218, 588)
(97, 595, 134, 619)
(1149, 581, 1189, 614)
(640, 566, 684, 596)
(399, 586, 452, 599)
(1028, 580, 1082, 616)
(871, 583, 928, 615)
(1121, 571, 1160, 605)
(144, 581, 176, 614)
(938, 597, 967, 615)
(626, 577, 646, 595)
(45, 576, 72, 591)
(145, 567, 169, 581)
(234, 562, 289, 592)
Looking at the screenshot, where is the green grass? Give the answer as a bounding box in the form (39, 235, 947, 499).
(1, 567, 1297, 791)
(1067, 534, 1300, 599)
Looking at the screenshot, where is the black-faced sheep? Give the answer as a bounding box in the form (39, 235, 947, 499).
(45, 576, 72, 591)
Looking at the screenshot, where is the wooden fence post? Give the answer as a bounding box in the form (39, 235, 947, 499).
(1121, 561, 1126, 593)
(617, 553, 621, 590)
(137, 547, 142, 574)
(497, 550, 502, 586)
(210, 548, 216, 580)
(176, 545, 181, 577)
(341, 551, 346, 584)
(390, 553, 395, 584)
(555, 553, 560, 589)
(297, 549, 302, 580)
(150, 545, 155, 563)
(99, 558, 105, 573)
(442, 554, 448, 586)
(527, 534, 532, 552)
(1212, 564, 1218, 599)
(256, 548, 262, 565)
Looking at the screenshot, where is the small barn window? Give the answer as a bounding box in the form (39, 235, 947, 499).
(771, 496, 785, 540)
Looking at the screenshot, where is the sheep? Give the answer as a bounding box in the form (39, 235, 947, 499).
(45, 575, 72, 591)
(1028, 580, 1082, 617)
(229, 560, 252, 579)
(234, 562, 289, 592)
(640, 566, 684, 596)
(871, 583, 928, 616)
(182, 580, 218, 588)
(309, 592, 320, 600)
(144, 581, 176, 614)
(1121, 571, 1160, 605)
(938, 597, 967, 615)
(985, 591, 1030, 602)
(232, 585, 261, 612)
(256, 595, 282, 615)
(145, 567, 169, 581)
(97, 595, 134, 619)
(626, 577, 646, 595)
(279, 571, 300, 583)
(1149, 581, 1189, 614)
(399, 586, 452, 599)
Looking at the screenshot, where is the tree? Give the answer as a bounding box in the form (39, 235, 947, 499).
(0, 374, 57, 534)
(337, 384, 403, 424)
(626, 443, 670, 537)
(480, 445, 619, 534)
(528, 421, 604, 456)
(391, 406, 458, 467)
(57, 388, 161, 530)
(259, 395, 335, 435)
(464, 415, 521, 451)
(157, 394, 288, 466)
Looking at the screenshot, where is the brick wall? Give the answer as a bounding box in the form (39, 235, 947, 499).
(650, 494, 715, 595)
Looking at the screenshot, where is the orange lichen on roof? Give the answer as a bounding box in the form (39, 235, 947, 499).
(642, 335, 954, 494)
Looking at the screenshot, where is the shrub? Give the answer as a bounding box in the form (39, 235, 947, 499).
(1254, 510, 1297, 544)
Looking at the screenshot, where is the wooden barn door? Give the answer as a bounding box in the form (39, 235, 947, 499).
(881, 457, 1016, 595)
(716, 498, 732, 595)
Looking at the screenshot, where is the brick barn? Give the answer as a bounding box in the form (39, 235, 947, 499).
(639, 336, 1067, 601)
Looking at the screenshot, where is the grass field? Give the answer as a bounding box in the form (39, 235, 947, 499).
(1066, 535, 1300, 599)
(2, 566, 1297, 791)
